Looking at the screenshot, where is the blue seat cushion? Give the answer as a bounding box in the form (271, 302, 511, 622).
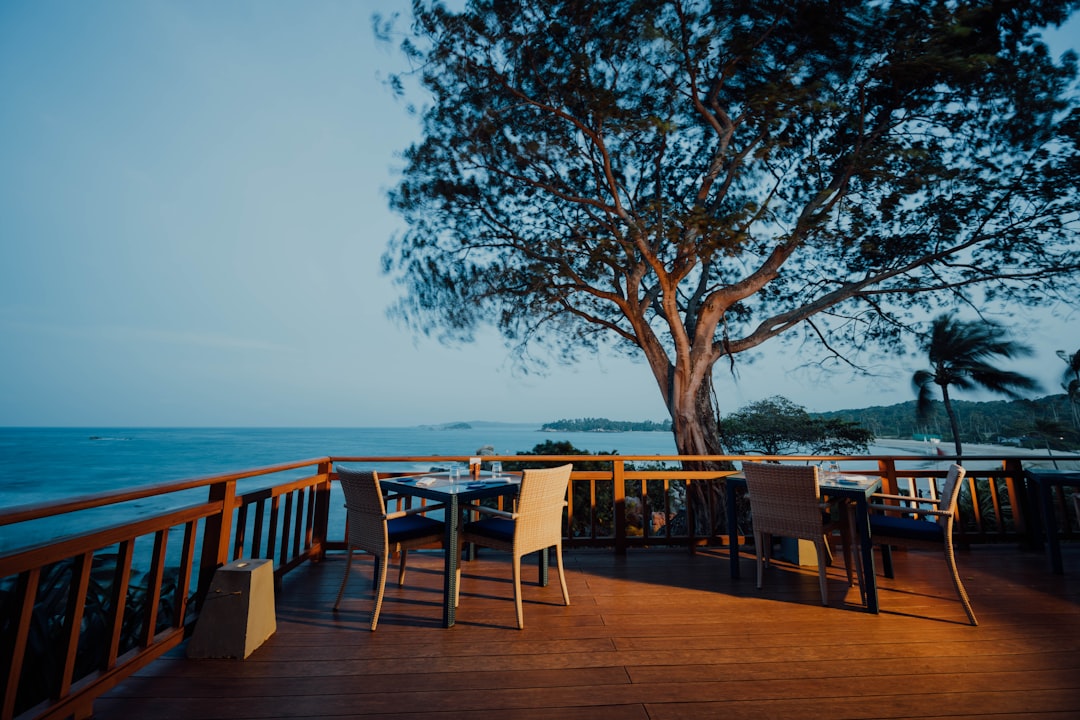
(870, 514, 945, 543)
(463, 517, 515, 543)
(387, 514, 444, 543)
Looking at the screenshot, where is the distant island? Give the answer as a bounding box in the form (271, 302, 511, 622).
(418, 422, 472, 431)
(542, 417, 673, 432)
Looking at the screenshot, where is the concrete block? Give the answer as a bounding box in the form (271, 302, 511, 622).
(187, 558, 276, 659)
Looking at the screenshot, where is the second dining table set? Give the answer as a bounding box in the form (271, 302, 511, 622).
(380, 464, 526, 627)
(336, 460, 982, 630)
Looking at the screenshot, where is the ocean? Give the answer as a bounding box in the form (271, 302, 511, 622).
(0, 425, 963, 552)
(0, 424, 682, 551)
(0, 424, 680, 506)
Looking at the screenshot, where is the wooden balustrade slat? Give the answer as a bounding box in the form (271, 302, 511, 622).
(3, 567, 40, 719)
(58, 551, 93, 699)
(251, 498, 266, 558)
(233, 504, 249, 559)
(104, 540, 134, 670)
(175, 520, 197, 629)
(140, 531, 167, 650)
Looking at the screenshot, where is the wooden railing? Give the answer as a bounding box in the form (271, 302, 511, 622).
(0, 458, 332, 720)
(1, 452, 1078, 720)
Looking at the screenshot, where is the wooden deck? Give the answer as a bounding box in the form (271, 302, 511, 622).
(95, 543, 1080, 719)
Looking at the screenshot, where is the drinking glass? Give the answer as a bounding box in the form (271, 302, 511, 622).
(826, 461, 841, 481)
(449, 465, 461, 487)
(491, 461, 503, 478)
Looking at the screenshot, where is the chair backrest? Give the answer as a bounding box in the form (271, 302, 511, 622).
(336, 467, 389, 553)
(743, 462, 823, 541)
(935, 464, 966, 529)
(514, 464, 573, 553)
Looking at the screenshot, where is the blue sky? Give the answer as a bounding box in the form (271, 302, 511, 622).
(1, 1, 1077, 427)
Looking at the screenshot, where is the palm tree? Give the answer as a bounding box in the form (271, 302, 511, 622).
(912, 314, 1041, 457)
(1056, 348, 1080, 429)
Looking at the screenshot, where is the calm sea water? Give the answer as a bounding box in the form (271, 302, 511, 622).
(0, 424, 680, 551)
(0, 425, 948, 553)
(0, 424, 680, 505)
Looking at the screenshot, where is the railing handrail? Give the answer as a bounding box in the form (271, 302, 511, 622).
(0, 457, 331, 528)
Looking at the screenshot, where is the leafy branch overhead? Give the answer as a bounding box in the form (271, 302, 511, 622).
(382, 0, 1080, 459)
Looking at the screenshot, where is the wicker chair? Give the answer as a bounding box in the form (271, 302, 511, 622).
(743, 462, 858, 606)
(459, 464, 572, 629)
(868, 463, 978, 626)
(332, 467, 445, 630)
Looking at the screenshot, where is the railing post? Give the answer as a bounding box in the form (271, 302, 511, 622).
(613, 460, 627, 555)
(196, 478, 236, 608)
(877, 458, 898, 495)
(312, 461, 332, 562)
(1006, 458, 1038, 549)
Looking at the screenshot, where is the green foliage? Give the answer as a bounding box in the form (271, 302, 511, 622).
(503, 440, 618, 471)
(505, 441, 690, 540)
(541, 417, 673, 432)
(721, 396, 875, 455)
(818, 394, 1080, 449)
(500, 440, 619, 538)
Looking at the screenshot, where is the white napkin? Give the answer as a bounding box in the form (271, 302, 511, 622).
(838, 474, 870, 483)
(415, 477, 437, 487)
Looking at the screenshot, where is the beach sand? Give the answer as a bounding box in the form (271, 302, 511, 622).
(872, 438, 1080, 470)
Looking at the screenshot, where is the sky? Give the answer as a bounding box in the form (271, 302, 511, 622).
(1, 2, 1078, 428)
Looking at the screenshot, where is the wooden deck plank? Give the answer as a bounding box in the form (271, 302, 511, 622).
(94, 545, 1080, 719)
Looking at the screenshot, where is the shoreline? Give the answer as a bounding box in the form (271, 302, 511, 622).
(872, 438, 1080, 469)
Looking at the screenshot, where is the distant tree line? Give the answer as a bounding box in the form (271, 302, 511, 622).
(817, 394, 1080, 450)
(541, 417, 673, 433)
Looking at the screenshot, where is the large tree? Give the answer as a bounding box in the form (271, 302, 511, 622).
(721, 396, 875, 455)
(912, 313, 1041, 456)
(382, 0, 1080, 461)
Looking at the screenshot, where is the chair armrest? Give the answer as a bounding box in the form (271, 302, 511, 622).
(872, 492, 942, 504)
(463, 503, 517, 520)
(385, 502, 446, 520)
(868, 503, 952, 518)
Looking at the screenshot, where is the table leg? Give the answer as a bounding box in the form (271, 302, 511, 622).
(853, 495, 878, 614)
(727, 481, 740, 579)
(1039, 480, 1064, 575)
(442, 495, 460, 627)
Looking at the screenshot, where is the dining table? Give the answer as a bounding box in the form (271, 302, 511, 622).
(1023, 468, 1080, 574)
(725, 470, 883, 613)
(380, 470, 522, 627)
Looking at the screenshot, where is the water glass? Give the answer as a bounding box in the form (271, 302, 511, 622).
(449, 465, 461, 487)
(491, 461, 502, 478)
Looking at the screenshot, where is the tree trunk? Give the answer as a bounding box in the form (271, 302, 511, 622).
(668, 373, 732, 538)
(671, 374, 725, 458)
(941, 385, 963, 458)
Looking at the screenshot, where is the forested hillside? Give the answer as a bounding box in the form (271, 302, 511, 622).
(815, 394, 1079, 449)
(541, 417, 673, 432)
